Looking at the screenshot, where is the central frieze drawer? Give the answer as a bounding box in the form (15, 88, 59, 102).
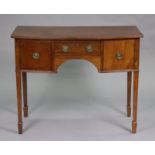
(53, 41, 100, 56)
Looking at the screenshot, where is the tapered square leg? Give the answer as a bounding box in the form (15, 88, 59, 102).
(22, 72, 28, 117)
(23, 106, 28, 117)
(127, 72, 132, 117)
(132, 71, 139, 133)
(16, 71, 23, 134)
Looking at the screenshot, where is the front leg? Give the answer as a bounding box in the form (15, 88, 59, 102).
(16, 71, 23, 134)
(132, 71, 139, 133)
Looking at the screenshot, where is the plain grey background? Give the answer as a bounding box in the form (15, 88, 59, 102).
(0, 14, 154, 140)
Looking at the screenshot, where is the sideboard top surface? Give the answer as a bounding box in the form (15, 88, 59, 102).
(11, 26, 143, 40)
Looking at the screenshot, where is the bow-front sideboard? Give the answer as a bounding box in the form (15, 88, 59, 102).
(11, 26, 143, 134)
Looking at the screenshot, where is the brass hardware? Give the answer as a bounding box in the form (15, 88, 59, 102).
(115, 52, 123, 60)
(86, 45, 93, 53)
(62, 45, 69, 53)
(32, 52, 40, 60)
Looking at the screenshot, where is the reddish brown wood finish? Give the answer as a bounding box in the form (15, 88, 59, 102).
(103, 40, 135, 71)
(134, 39, 140, 69)
(132, 71, 139, 133)
(12, 26, 143, 134)
(54, 41, 100, 56)
(16, 71, 22, 134)
(22, 72, 28, 117)
(127, 72, 132, 117)
(11, 26, 143, 40)
(20, 40, 52, 71)
(132, 39, 140, 133)
(54, 55, 102, 72)
(15, 40, 23, 134)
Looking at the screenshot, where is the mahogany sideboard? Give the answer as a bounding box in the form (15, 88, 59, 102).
(11, 26, 143, 134)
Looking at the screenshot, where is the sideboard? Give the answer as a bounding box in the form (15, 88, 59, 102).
(11, 26, 143, 134)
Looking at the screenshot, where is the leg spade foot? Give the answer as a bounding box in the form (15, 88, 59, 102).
(132, 121, 137, 133)
(18, 122, 23, 134)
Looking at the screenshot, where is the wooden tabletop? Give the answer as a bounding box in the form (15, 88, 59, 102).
(11, 26, 143, 40)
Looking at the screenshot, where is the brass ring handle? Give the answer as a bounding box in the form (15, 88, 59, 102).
(62, 45, 69, 53)
(86, 45, 93, 53)
(32, 52, 40, 60)
(115, 52, 123, 60)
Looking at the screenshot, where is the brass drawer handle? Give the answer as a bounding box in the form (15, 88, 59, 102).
(115, 52, 123, 60)
(32, 52, 40, 60)
(62, 45, 69, 53)
(86, 45, 93, 53)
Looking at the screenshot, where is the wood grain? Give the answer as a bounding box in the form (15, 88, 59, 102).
(127, 72, 132, 117)
(16, 71, 22, 134)
(20, 40, 52, 71)
(103, 40, 135, 71)
(54, 41, 100, 56)
(53, 55, 102, 72)
(22, 72, 28, 117)
(11, 26, 143, 40)
(132, 71, 139, 133)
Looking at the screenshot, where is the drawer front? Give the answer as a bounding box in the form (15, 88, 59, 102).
(53, 41, 100, 56)
(103, 40, 135, 71)
(20, 40, 51, 70)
